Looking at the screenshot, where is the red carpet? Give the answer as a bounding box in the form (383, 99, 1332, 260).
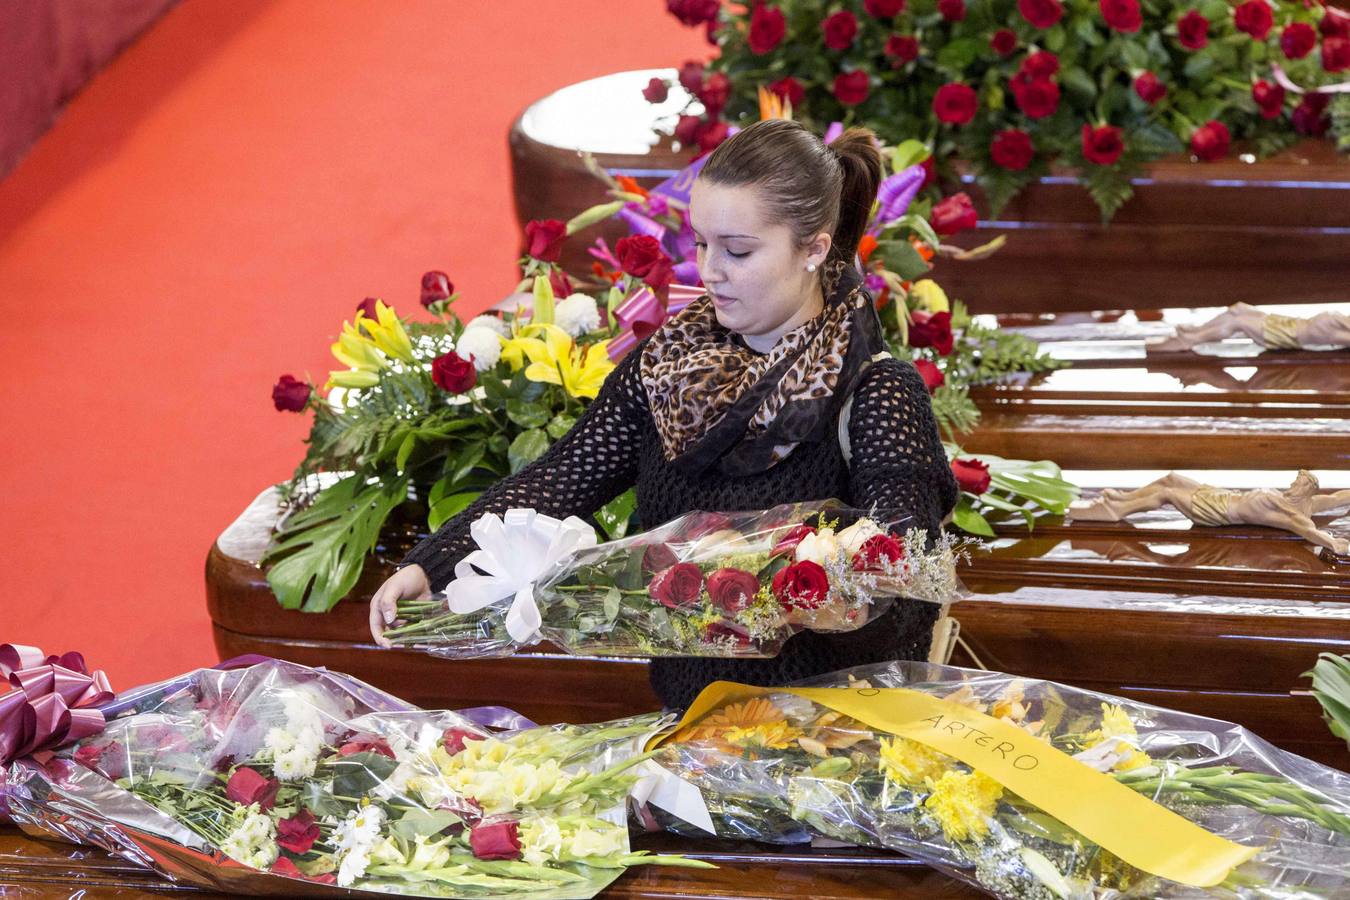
(0, 2, 708, 688)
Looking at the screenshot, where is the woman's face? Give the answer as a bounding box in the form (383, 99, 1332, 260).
(688, 180, 831, 353)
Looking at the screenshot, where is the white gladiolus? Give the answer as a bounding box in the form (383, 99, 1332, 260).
(455, 327, 503, 371)
(554, 293, 601, 337)
(464, 314, 511, 337)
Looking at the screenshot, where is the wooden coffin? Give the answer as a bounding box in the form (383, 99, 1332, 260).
(960, 307, 1350, 470)
(206, 484, 1350, 771)
(509, 70, 1350, 315)
(0, 827, 982, 898)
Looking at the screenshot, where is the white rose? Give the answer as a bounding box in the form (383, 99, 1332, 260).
(794, 528, 842, 566)
(554, 293, 601, 337)
(835, 518, 883, 556)
(455, 328, 503, 371)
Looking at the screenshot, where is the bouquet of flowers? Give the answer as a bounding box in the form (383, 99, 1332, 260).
(646, 661, 1350, 899)
(383, 500, 965, 658)
(2, 658, 707, 897)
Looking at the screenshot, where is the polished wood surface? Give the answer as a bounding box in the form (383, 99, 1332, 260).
(205, 487, 1350, 771)
(0, 827, 982, 898)
(509, 72, 1350, 314)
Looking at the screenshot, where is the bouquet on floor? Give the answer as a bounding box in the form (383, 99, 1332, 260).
(2, 658, 706, 898)
(645, 662, 1350, 899)
(383, 500, 965, 659)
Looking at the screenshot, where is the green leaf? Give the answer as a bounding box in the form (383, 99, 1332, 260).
(302, 780, 345, 817)
(936, 38, 983, 73)
(1307, 653, 1350, 745)
(874, 239, 929, 280)
(332, 751, 399, 799)
(1062, 67, 1096, 104)
(505, 399, 550, 429)
(1074, 17, 1103, 46)
(429, 490, 481, 532)
(394, 432, 417, 474)
(1121, 41, 1150, 71)
(890, 139, 931, 170)
(1183, 50, 1215, 81)
(508, 429, 550, 473)
(450, 441, 488, 485)
(1044, 25, 1066, 52)
(602, 587, 622, 623)
(262, 474, 409, 612)
(951, 500, 996, 537)
(546, 412, 578, 440)
(889, 213, 942, 253)
(391, 809, 463, 841)
(595, 489, 638, 540)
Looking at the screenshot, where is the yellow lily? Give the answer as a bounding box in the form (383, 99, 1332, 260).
(326, 368, 382, 389)
(505, 324, 615, 400)
(357, 300, 415, 363)
(327, 318, 389, 390)
(909, 279, 950, 314)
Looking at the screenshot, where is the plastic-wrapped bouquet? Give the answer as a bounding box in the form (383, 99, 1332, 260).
(2, 659, 707, 898)
(383, 500, 964, 659)
(646, 662, 1350, 899)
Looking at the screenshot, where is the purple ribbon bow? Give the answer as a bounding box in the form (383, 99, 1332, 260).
(0, 643, 114, 766)
(607, 283, 706, 361)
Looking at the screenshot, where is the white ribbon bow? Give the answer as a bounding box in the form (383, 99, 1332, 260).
(444, 508, 598, 644)
(629, 760, 716, 835)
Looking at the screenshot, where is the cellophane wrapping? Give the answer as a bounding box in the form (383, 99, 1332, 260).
(646, 661, 1350, 899)
(386, 500, 964, 659)
(2, 659, 681, 898)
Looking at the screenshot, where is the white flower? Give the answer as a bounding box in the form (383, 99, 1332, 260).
(835, 518, 883, 556)
(568, 821, 628, 859)
(372, 761, 417, 800)
(519, 817, 564, 866)
(265, 720, 323, 781)
(465, 314, 511, 338)
(333, 804, 386, 887)
(554, 293, 601, 337)
(794, 528, 843, 566)
(455, 327, 503, 371)
(220, 805, 278, 870)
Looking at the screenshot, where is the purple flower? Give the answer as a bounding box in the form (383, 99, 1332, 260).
(871, 164, 926, 233)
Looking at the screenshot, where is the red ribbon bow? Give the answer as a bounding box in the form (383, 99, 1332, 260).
(0, 643, 114, 766)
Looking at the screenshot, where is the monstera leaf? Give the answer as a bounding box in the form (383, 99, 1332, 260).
(262, 473, 410, 612)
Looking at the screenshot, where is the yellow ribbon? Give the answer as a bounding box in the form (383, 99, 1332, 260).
(655, 682, 1259, 888)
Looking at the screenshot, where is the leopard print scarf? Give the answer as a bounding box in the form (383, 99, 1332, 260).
(640, 261, 883, 477)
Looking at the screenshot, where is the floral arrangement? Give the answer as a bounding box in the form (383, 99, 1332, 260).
(6, 659, 706, 896)
(658, 0, 1350, 218)
(647, 661, 1350, 899)
(383, 501, 964, 659)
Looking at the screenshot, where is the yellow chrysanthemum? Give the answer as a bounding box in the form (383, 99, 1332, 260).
(1099, 704, 1137, 740)
(924, 770, 1003, 842)
(878, 736, 951, 787)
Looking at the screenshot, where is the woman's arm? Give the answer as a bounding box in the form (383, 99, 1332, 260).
(846, 358, 958, 537)
(399, 345, 648, 590)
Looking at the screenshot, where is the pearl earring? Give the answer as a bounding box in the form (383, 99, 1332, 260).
(806, 263, 817, 273)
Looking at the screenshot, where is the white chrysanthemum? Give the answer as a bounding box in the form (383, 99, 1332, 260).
(455, 327, 502, 371)
(554, 293, 601, 337)
(333, 805, 386, 887)
(265, 721, 323, 781)
(465, 314, 511, 338)
(220, 806, 278, 870)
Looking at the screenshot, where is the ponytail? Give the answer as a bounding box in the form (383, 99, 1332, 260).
(826, 128, 883, 268)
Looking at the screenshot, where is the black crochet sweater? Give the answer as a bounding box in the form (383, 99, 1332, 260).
(400, 344, 958, 710)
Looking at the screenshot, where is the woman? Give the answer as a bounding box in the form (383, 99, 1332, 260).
(370, 119, 958, 710)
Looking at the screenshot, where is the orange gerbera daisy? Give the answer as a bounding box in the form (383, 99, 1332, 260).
(673, 697, 788, 744)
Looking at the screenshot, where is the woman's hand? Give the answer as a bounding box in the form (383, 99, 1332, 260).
(369, 564, 431, 648)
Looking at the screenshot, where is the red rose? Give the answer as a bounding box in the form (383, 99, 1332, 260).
(642, 542, 680, 573)
(225, 767, 279, 811)
(677, 61, 705, 94)
(674, 114, 704, 146)
(432, 351, 477, 394)
(548, 267, 573, 300)
(271, 374, 309, 412)
(697, 121, 731, 155)
(1081, 123, 1125, 166)
(768, 76, 805, 107)
(1018, 0, 1063, 29)
(1010, 74, 1060, 119)
(338, 735, 396, 759)
(356, 296, 381, 320)
(697, 72, 731, 116)
(952, 458, 992, 494)
(1252, 80, 1285, 119)
(852, 533, 907, 572)
(1190, 120, 1230, 162)
(667, 0, 720, 26)
(272, 857, 302, 878)
(524, 219, 567, 262)
(1293, 92, 1331, 136)
(933, 83, 978, 125)
(703, 622, 753, 649)
(1281, 22, 1317, 59)
(748, 3, 786, 54)
(470, 821, 522, 861)
(909, 310, 955, 355)
(866, 0, 905, 15)
(771, 523, 817, 557)
(823, 10, 858, 49)
(1233, 0, 1272, 40)
(706, 568, 761, 613)
(1324, 36, 1350, 72)
(649, 562, 705, 609)
(990, 29, 1017, 56)
(276, 809, 320, 854)
(1322, 8, 1350, 38)
(920, 156, 936, 189)
(1100, 0, 1141, 32)
(771, 560, 831, 610)
(990, 128, 1034, 170)
(930, 192, 978, 236)
(420, 270, 453, 307)
(885, 34, 921, 65)
(913, 359, 945, 393)
(687, 511, 734, 538)
(833, 71, 871, 106)
(1133, 71, 1166, 104)
(938, 0, 966, 22)
(1177, 11, 1209, 49)
(442, 727, 479, 755)
(615, 235, 666, 278)
(642, 77, 669, 104)
(1020, 50, 1060, 79)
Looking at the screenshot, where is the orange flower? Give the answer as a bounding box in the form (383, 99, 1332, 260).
(757, 84, 791, 121)
(911, 235, 935, 262)
(673, 697, 788, 744)
(616, 175, 649, 199)
(858, 234, 879, 264)
(591, 261, 624, 285)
